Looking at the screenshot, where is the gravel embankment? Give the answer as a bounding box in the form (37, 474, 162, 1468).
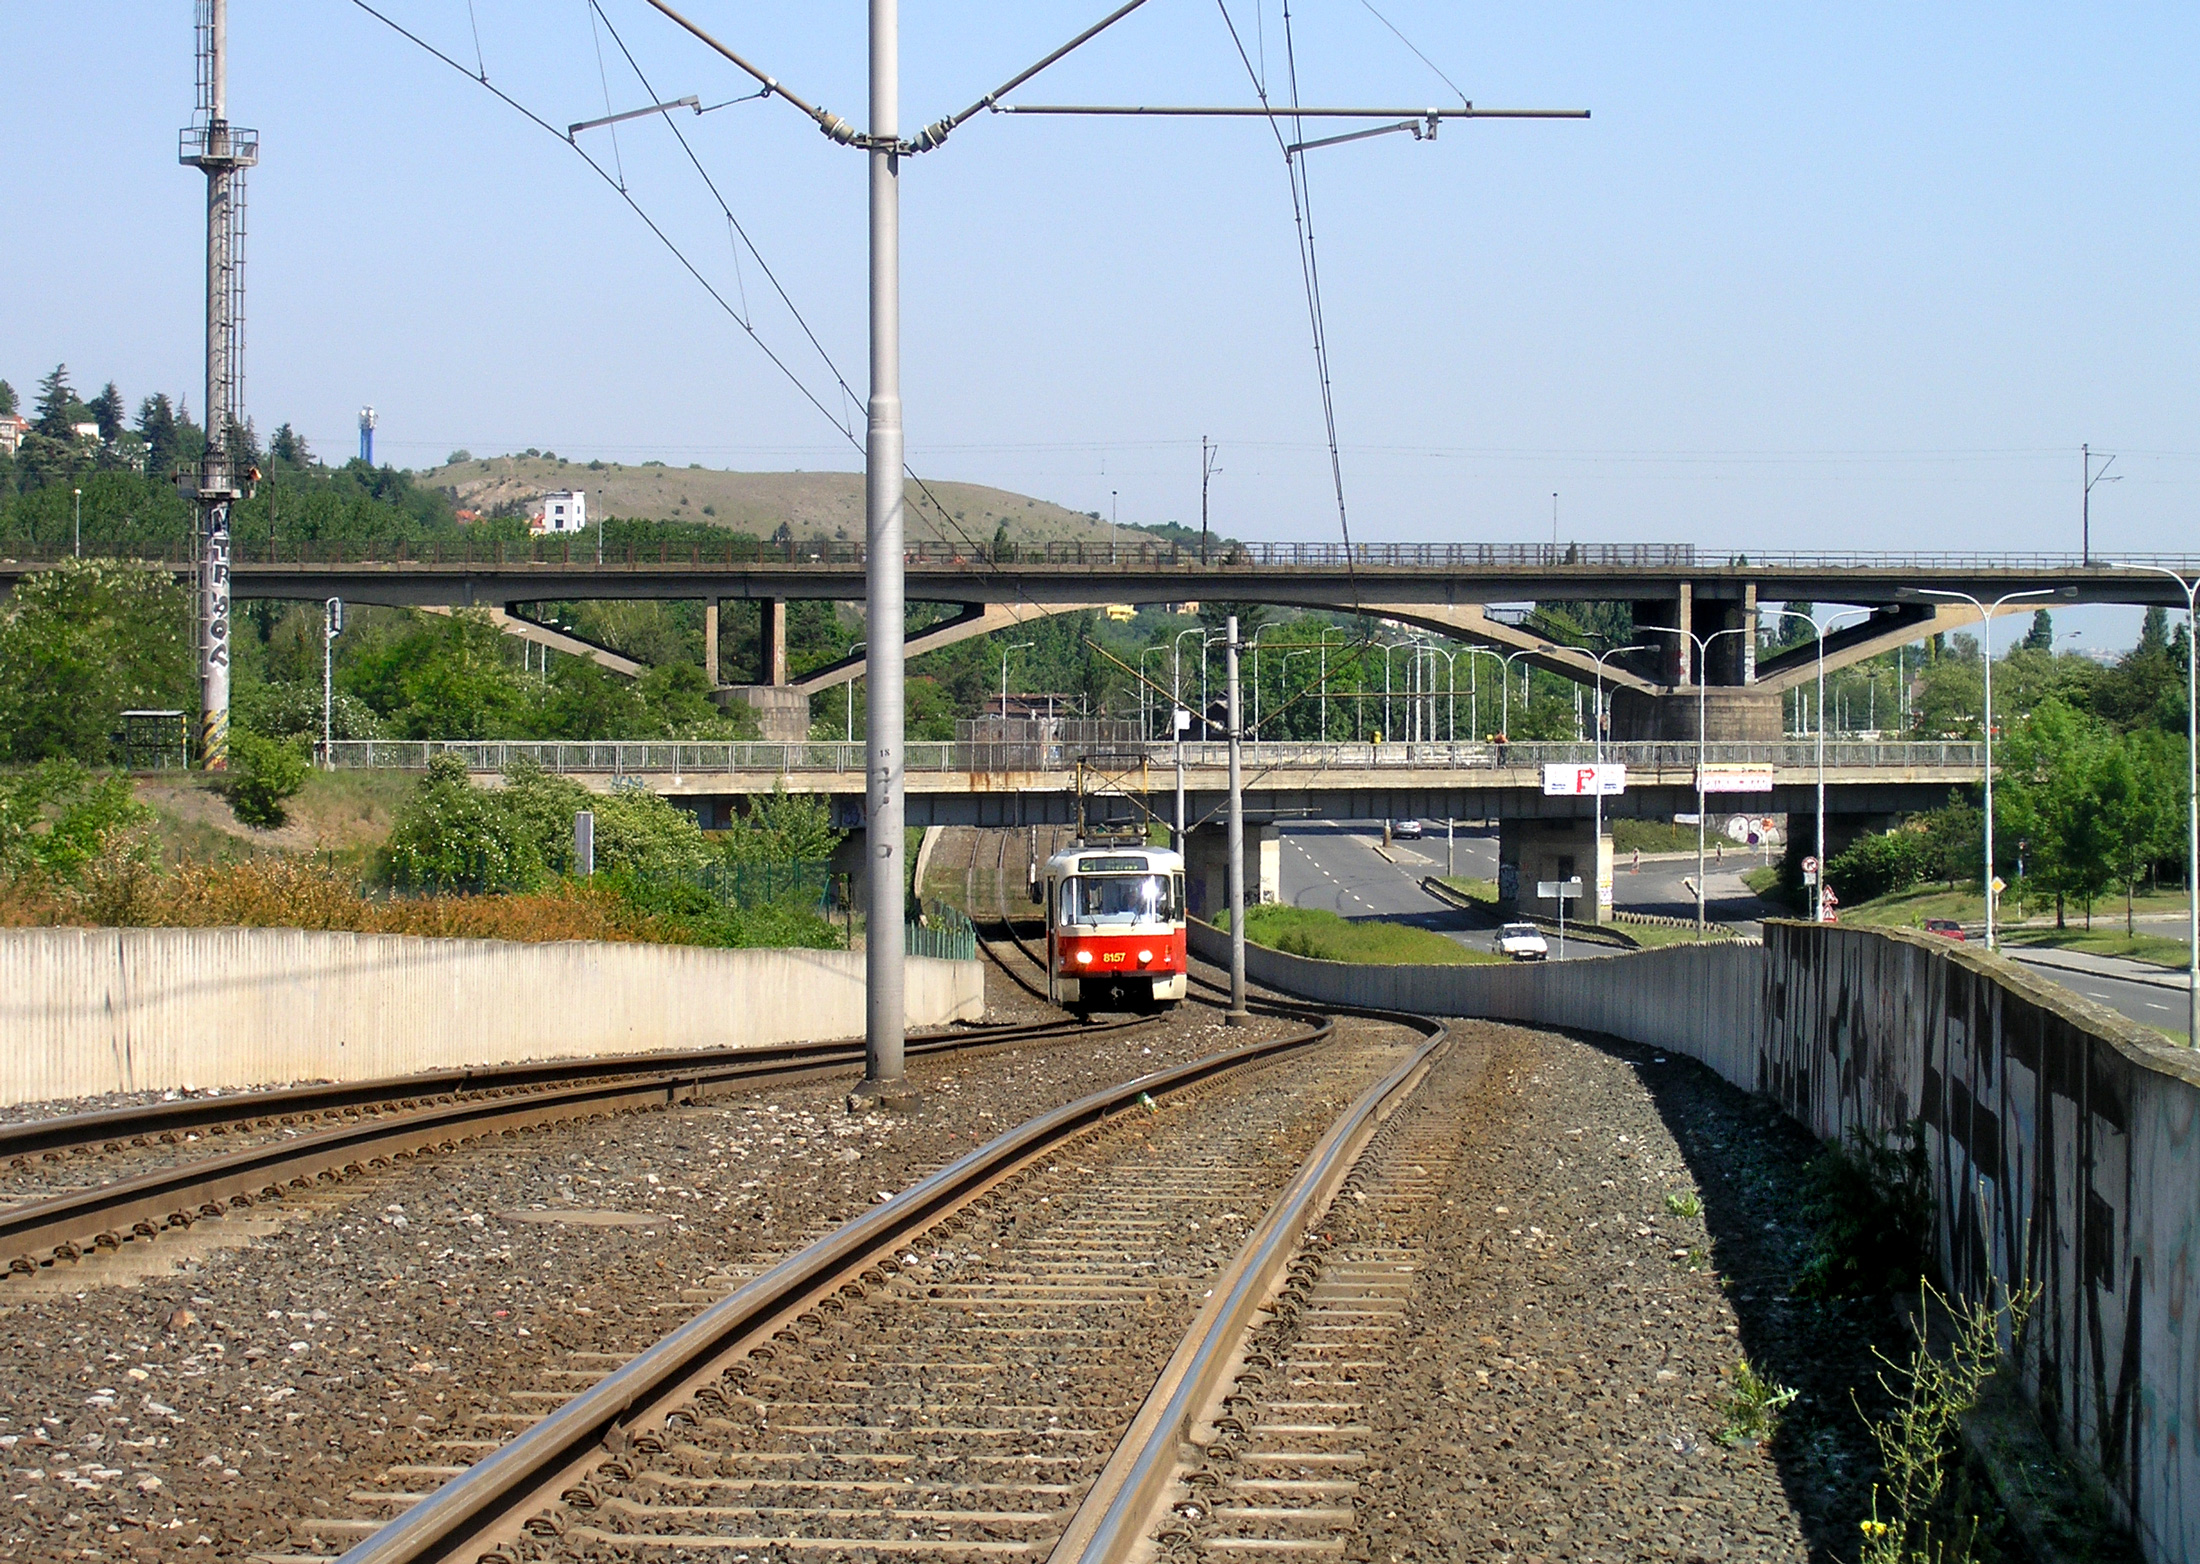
(1352, 1024, 1889, 1563)
(0, 970, 1289, 1562)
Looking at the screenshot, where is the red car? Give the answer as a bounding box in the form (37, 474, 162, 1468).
(1923, 918, 1967, 941)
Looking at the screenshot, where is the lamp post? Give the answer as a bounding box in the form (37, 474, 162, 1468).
(1172, 625, 1203, 852)
(1584, 644, 1649, 923)
(999, 640, 1036, 721)
(321, 597, 343, 768)
(1639, 625, 1754, 939)
(1280, 649, 1320, 742)
(72, 487, 82, 557)
(1917, 587, 2057, 948)
(845, 641, 866, 743)
(1139, 645, 1168, 738)
(2110, 563, 2199, 1045)
(1762, 607, 1871, 925)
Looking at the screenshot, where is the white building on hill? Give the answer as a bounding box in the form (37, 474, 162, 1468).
(530, 490, 587, 534)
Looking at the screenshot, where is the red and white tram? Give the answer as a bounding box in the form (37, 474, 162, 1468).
(1036, 844, 1188, 1014)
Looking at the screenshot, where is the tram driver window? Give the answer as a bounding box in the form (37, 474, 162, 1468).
(1059, 874, 1175, 927)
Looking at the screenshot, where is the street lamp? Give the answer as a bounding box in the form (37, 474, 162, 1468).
(72, 487, 82, 558)
(845, 641, 866, 743)
(2111, 563, 2199, 1046)
(1638, 624, 1756, 939)
(1584, 643, 1649, 923)
(1000, 640, 1036, 721)
(1762, 607, 1872, 925)
(1139, 645, 1168, 738)
(1916, 587, 2060, 949)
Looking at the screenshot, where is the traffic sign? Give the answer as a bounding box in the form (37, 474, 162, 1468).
(1802, 855, 1819, 874)
(1536, 877, 1586, 900)
(1542, 763, 1627, 797)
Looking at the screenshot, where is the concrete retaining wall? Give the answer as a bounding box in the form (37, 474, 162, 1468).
(0, 928, 985, 1107)
(1195, 917, 2199, 1562)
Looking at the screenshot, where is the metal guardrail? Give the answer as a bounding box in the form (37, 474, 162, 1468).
(5, 539, 2198, 574)
(907, 904, 978, 962)
(326, 738, 1986, 776)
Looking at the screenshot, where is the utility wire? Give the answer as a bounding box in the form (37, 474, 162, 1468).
(346, 0, 866, 459)
(584, 0, 629, 190)
(463, 0, 486, 79)
(1358, 0, 1470, 108)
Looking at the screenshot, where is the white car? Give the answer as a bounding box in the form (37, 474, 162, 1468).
(1391, 818, 1424, 841)
(1498, 922, 1550, 961)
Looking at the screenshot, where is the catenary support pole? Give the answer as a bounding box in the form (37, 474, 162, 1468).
(860, 0, 907, 1099)
(1225, 614, 1250, 1024)
(183, 0, 255, 772)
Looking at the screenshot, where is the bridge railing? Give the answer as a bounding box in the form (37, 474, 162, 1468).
(9, 539, 2198, 573)
(326, 738, 1984, 777)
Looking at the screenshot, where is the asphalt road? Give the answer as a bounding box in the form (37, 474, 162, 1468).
(1278, 822, 1616, 962)
(2003, 955, 2192, 1040)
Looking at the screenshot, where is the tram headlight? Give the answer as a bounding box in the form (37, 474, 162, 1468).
(1138, 949, 1153, 965)
(1075, 950, 1093, 965)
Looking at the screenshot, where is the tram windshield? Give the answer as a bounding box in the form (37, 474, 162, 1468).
(1058, 873, 1182, 927)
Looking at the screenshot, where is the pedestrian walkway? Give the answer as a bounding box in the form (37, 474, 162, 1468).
(2004, 944, 2191, 992)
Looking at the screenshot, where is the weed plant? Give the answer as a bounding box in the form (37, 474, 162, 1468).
(1858, 1278, 2037, 1564)
(1714, 1357, 1800, 1446)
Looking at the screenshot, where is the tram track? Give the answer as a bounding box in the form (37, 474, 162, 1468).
(298, 819, 1456, 1564)
(0, 1017, 1115, 1281)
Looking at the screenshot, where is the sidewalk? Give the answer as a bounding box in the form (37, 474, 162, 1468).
(2003, 944, 2192, 992)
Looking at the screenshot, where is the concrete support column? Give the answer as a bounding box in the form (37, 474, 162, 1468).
(704, 599, 721, 687)
(1676, 581, 1694, 686)
(1497, 815, 1615, 923)
(1743, 583, 1758, 685)
(762, 598, 789, 687)
(1185, 821, 1277, 924)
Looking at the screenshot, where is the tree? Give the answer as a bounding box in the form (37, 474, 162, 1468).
(88, 382, 125, 444)
(2138, 606, 2170, 657)
(225, 416, 260, 476)
(383, 754, 544, 891)
(2021, 609, 2053, 652)
(268, 422, 313, 467)
(0, 379, 16, 417)
(32, 365, 83, 440)
(0, 557, 194, 764)
(0, 762, 155, 885)
(136, 394, 181, 476)
(1996, 699, 2117, 925)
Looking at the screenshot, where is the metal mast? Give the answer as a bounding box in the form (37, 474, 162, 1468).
(180, 0, 256, 771)
(861, 0, 909, 1099)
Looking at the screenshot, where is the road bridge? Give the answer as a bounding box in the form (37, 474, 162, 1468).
(342, 736, 1980, 922)
(16, 539, 2192, 740)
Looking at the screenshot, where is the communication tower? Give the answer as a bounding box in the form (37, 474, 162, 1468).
(359, 406, 377, 465)
(179, 0, 256, 771)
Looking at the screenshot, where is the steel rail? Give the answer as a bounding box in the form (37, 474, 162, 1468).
(0, 1016, 1084, 1168)
(0, 1017, 1108, 1276)
(332, 1016, 1341, 1564)
(1051, 1006, 1449, 1562)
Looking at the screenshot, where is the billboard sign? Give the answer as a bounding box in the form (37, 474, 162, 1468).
(1698, 763, 1775, 793)
(1542, 763, 1627, 797)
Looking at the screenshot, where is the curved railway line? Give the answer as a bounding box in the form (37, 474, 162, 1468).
(289, 831, 1461, 1564)
(0, 1016, 1112, 1280)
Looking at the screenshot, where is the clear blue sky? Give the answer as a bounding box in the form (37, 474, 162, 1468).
(3, 4, 2193, 647)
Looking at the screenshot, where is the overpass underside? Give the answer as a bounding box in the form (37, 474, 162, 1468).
(55, 542, 2181, 740)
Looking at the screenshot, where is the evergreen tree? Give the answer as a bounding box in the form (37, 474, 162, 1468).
(33, 365, 83, 440)
(268, 422, 313, 466)
(2138, 606, 2170, 656)
(2022, 608, 2054, 652)
(225, 416, 261, 476)
(0, 379, 16, 417)
(136, 394, 180, 476)
(88, 382, 125, 443)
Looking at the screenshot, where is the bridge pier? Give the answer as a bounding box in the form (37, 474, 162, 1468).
(1607, 686, 1784, 742)
(1497, 816, 1615, 923)
(1186, 821, 1277, 923)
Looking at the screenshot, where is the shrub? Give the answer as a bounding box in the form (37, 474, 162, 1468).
(0, 761, 155, 884)
(224, 730, 311, 829)
(383, 753, 544, 891)
(1797, 1121, 1933, 1298)
(1828, 830, 1933, 903)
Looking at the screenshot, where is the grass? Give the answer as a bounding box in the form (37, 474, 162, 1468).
(1613, 817, 1710, 854)
(1999, 925, 2191, 970)
(1437, 876, 1499, 905)
(1834, 883, 2192, 970)
(1613, 918, 1740, 948)
(1221, 903, 1504, 966)
(133, 768, 417, 870)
